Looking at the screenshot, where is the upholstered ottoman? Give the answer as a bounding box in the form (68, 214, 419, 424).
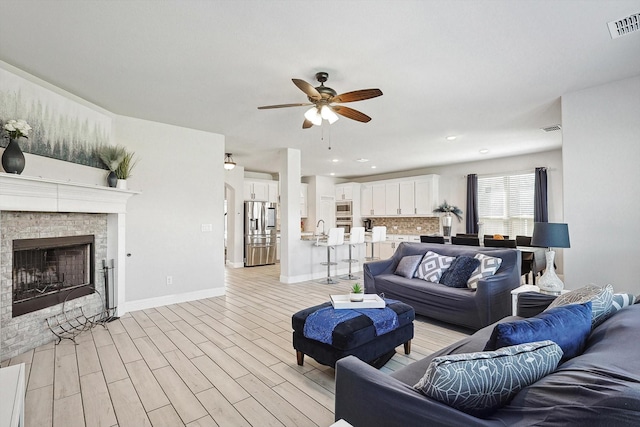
(291, 299, 415, 368)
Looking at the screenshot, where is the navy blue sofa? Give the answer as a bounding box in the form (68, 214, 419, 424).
(364, 242, 521, 330)
(335, 303, 640, 426)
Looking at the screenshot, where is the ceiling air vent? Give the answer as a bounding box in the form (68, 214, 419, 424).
(541, 125, 562, 132)
(608, 13, 640, 39)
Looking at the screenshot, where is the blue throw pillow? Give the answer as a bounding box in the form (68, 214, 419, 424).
(484, 302, 592, 361)
(439, 256, 481, 288)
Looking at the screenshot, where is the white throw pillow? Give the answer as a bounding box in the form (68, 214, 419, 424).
(467, 253, 502, 290)
(415, 251, 455, 282)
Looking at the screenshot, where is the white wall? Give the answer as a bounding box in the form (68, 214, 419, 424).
(224, 165, 245, 268)
(562, 75, 640, 294)
(114, 115, 226, 308)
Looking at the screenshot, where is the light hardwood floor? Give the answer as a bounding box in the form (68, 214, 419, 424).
(2, 264, 471, 427)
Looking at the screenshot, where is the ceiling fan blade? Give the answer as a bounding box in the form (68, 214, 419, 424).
(331, 89, 383, 104)
(292, 79, 322, 101)
(302, 119, 313, 129)
(258, 103, 313, 109)
(332, 106, 372, 123)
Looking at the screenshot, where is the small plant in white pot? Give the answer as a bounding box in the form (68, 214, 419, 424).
(349, 283, 364, 302)
(114, 149, 138, 189)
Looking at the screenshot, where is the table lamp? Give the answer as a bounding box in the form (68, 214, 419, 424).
(531, 222, 570, 295)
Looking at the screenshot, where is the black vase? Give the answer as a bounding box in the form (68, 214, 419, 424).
(2, 138, 26, 174)
(107, 171, 117, 187)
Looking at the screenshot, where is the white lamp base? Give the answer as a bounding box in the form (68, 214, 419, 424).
(538, 250, 564, 295)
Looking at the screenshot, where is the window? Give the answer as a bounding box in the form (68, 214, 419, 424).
(478, 172, 534, 237)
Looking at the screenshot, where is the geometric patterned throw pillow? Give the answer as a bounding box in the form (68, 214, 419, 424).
(467, 253, 502, 290)
(414, 340, 563, 417)
(415, 251, 455, 282)
(609, 293, 637, 315)
(546, 284, 614, 328)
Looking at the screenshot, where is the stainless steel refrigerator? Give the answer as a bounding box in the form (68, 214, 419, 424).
(244, 201, 277, 266)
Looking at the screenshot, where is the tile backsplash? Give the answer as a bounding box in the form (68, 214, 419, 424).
(368, 217, 441, 235)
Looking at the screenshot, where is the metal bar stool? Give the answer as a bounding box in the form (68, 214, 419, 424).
(317, 228, 344, 284)
(365, 226, 386, 261)
(340, 227, 365, 280)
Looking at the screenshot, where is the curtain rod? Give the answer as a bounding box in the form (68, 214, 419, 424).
(463, 167, 555, 178)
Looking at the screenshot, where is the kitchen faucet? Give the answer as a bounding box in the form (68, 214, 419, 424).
(316, 219, 325, 235)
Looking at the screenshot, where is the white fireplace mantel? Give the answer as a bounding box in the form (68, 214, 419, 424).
(1, 173, 140, 319)
(0, 173, 140, 213)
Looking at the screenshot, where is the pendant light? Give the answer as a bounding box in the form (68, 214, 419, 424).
(224, 153, 236, 170)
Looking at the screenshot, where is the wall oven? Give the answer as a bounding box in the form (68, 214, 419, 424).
(336, 201, 352, 216)
(336, 216, 353, 234)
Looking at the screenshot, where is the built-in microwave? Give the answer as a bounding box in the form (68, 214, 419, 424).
(336, 201, 352, 216)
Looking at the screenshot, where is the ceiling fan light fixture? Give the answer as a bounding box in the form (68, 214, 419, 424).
(224, 153, 236, 170)
(321, 105, 339, 124)
(304, 107, 322, 126)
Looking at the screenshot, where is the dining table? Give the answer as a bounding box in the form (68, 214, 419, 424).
(517, 246, 547, 284)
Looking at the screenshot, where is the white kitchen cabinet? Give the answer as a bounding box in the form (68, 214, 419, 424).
(361, 183, 387, 216)
(268, 182, 279, 203)
(385, 182, 416, 215)
(244, 180, 270, 201)
(378, 240, 395, 259)
(414, 175, 439, 215)
(399, 181, 416, 215)
(300, 183, 308, 218)
(384, 183, 400, 215)
(335, 183, 354, 201)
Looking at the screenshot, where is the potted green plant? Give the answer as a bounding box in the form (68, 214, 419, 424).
(349, 283, 364, 302)
(114, 149, 138, 189)
(98, 145, 126, 187)
(433, 200, 463, 237)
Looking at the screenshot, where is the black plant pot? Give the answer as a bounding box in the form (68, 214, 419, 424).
(107, 171, 117, 187)
(2, 138, 26, 174)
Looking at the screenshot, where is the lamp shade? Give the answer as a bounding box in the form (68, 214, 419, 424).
(531, 222, 570, 248)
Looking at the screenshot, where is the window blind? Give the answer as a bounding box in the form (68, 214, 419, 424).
(478, 172, 535, 237)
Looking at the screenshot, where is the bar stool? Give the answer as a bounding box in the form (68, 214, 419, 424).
(365, 226, 386, 261)
(340, 227, 365, 280)
(318, 228, 344, 284)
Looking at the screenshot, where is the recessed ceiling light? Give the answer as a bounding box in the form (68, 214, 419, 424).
(446, 136, 457, 141)
(356, 158, 369, 163)
(479, 149, 489, 154)
(371, 166, 377, 169)
(330, 172, 335, 176)
(332, 159, 339, 163)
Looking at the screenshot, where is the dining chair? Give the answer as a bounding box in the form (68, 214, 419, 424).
(420, 235, 445, 244)
(484, 238, 517, 248)
(515, 235, 535, 284)
(484, 234, 509, 240)
(451, 236, 480, 246)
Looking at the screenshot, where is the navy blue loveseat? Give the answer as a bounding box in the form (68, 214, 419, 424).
(364, 242, 521, 330)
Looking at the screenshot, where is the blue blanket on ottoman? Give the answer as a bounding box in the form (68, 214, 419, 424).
(303, 299, 400, 345)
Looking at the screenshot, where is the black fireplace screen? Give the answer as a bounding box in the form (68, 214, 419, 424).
(12, 235, 95, 317)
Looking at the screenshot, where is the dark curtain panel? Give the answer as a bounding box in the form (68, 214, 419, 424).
(466, 174, 479, 234)
(534, 167, 548, 223)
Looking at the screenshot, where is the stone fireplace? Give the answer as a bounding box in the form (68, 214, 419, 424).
(0, 174, 137, 360)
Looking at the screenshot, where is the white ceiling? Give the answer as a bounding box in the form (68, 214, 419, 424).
(1, 1, 639, 178)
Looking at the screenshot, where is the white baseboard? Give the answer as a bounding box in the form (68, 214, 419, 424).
(225, 260, 244, 268)
(120, 287, 225, 315)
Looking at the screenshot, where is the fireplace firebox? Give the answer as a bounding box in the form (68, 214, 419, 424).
(12, 235, 95, 317)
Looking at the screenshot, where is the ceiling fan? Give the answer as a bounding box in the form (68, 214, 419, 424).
(257, 72, 383, 129)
